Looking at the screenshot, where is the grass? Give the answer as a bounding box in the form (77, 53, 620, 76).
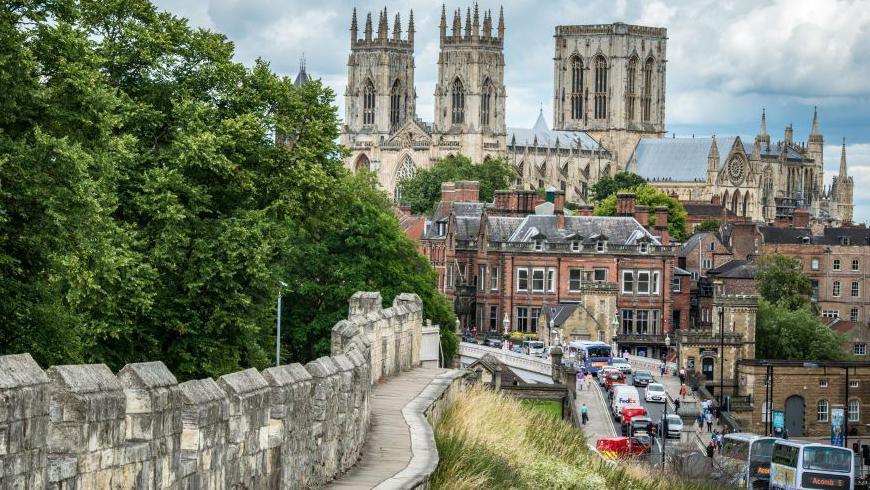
(519, 399, 562, 419)
(430, 386, 726, 490)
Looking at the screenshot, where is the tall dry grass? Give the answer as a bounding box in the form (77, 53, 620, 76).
(430, 386, 727, 490)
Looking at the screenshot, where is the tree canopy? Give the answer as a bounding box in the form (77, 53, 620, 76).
(0, 0, 456, 379)
(755, 300, 847, 361)
(588, 172, 647, 203)
(756, 254, 814, 311)
(396, 154, 514, 214)
(694, 219, 721, 234)
(593, 184, 689, 240)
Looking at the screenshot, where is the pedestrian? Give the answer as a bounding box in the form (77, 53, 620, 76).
(678, 367, 686, 385)
(716, 431, 724, 453)
(706, 442, 715, 459)
(674, 398, 681, 414)
(714, 405, 721, 424)
(697, 411, 704, 431)
(585, 372, 593, 390)
(679, 383, 688, 400)
(581, 403, 589, 425)
(705, 410, 714, 432)
(711, 430, 718, 449)
(660, 361, 665, 376)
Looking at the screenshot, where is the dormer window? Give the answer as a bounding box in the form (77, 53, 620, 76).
(639, 243, 649, 254)
(437, 222, 446, 236)
(534, 240, 544, 252)
(571, 240, 581, 252)
(596, 240, 607, 252)
(841, 237, 850, 246)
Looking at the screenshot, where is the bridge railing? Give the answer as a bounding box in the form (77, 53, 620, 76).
(459, 342, 552, 375)
(625, 354, 677, 374)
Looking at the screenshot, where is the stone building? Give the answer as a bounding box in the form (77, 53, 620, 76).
(627, 111, 854, 226)
(735, 360, 869, 439)
(421, 183, 692, 360)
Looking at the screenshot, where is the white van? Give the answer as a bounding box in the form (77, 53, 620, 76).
(522, 340, 546, 357)
(610, 385, 641, 418)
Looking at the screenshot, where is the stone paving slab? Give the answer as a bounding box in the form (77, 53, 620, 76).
(326, 367, 450, 490)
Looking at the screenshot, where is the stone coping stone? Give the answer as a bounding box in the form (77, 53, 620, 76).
(178, 378, 225, 405)
(218, 368, 268, 396)
(0, 353, 49, 389)
(48, 364, 122, 394)
(305, 357, 339, 379)
(117, 361, 177, 389)
(332, 355, 355, 373)
(262, 363, 312, 387)
(373, 370, 465, 490)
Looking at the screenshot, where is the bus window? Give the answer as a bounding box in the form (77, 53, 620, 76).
(722, 439, 749, 461)
(772, 443, 798, 468)
(802, 446, 851, 473)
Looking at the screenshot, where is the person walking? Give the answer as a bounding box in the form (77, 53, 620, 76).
(679, 383, 688, 400)
(706, 442, 715, 459)
(705, 410, 714, 432)
(716, 431, 724, 453)
(697, 411, 704, 431)
(679, 367, 686, 385)
(674, 398, 681, 414)
(581, 403, 589, 425)
(711, 430, 718, 450)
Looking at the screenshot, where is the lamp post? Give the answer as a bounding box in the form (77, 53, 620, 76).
(276, 280, 288, 366)
(664, 334, 671, 373)
(717, 305, 725, 408)
(549, 318, 556, 347)
(502, 316, 510, 351)
(611, 314, 620, 358)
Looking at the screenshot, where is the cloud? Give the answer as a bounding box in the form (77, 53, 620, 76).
(151, 0, 870, 222)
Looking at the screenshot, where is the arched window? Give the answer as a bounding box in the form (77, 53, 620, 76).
(394, 155, 417, 202)
(363, 79, 375, 125)
(626, 56, 638, 122)
(570, 56, 583, 120)
(481, 79, 493, 127)
(742, 192, 749, 217)
(593, 55, 608, 119)
(390, 79, 402, 130)
(451, 78, 465, 124)
(817, 399, 829, 422)
(354, 154, 370, 173)
(642, 57, 654, 122)
(732, 189, 740, 214)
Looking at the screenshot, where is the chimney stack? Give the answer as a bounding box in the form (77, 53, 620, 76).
(654, 206, 670, 245)
(634, 205, 649, 227)
(616, 192, 637, 217)
(577, 205, 594, 217)
(793, 208, 810, 228)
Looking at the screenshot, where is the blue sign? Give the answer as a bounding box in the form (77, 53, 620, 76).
(831, 408, 845, 447)
(772, 410, 785, 437)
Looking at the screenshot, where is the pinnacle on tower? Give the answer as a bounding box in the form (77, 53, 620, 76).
(350, 8, 358, 44)
(840, 137, 848, 177)
(408, 10, 415, 44)
(452, 8, 461, 37)
(497, 5, 505, 39)
(364, 12, 373, 41)
(473, 3, 480, 38)
(393, 12, 401, 41)
(483, 10, 492, 38)
(377, 8, 388, 41)
(440, 4, 447, 39)
(809, 106, 823, 143)
(756, 107, 770, 146)
(465, 7, 472, 38)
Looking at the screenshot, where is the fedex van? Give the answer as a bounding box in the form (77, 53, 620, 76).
(610, 385, 641, 419)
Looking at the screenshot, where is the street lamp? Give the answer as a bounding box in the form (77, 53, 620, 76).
(502, 316, 510, 351)
(549, 318, 556, 347)
(664, 334, 671, 373)
(276, 280, 288, 366)
(717, 305, 725, 408)
(611, 313, 620, 357)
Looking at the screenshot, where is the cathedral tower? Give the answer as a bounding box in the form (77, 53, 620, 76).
(344, 8, 416, 137)
(433, 4, 507, 162)
(806, 107, 825, 197)
(831, 139, 854, 224)
(552, 23, 667, 170)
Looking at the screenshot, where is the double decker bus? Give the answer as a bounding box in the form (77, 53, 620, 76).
(770, 439, 855, 490)
(568, 341, 612, 376)
(720, 433, 777, 488)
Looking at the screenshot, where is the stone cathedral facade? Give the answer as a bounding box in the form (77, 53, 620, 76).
(337, 5, 854, 225)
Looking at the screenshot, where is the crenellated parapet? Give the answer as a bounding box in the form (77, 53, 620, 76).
(0, 291, 424, 489)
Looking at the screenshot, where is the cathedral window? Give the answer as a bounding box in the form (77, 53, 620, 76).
(363, 79, 376, 125)
(451, 78, 465, 124)
(393, 155, 417, 202)
(390, 79, 403, 131)
(481, 79, 493, 127)
(570, 56, 583, 120)
(626, 56, 637, 122)
(642, 57, 654, 122)
(593, 55, 607, 120)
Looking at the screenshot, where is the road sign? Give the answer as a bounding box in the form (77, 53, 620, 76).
(772, 410, 785, 437)
(831, 408, 845, 447)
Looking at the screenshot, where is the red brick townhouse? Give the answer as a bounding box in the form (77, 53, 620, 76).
(421, 181, 690, 360)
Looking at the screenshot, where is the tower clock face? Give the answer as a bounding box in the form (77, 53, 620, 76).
(728, 156, 745, 183)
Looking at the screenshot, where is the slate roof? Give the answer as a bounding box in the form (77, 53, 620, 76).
(508, 112, 604, 151)
(545, 303, 581, 327)
(759, 226, 870, 246)
(707, 260, 757, 279)
(468, 354, 525, 386)
(679, 232, 723, 257)
(758, 226, 813, 245)
(673, 266, 692, 276)
(632, 137, 736, 182)
(506, 215, 659, 245)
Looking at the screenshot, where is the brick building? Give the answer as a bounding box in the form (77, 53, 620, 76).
(421, 183, 691, 360)
(735, 360, 869, 439)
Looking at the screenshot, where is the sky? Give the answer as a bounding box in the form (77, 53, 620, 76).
(154, 0, 870, 223)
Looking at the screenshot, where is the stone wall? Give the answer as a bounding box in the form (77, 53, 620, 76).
(0, 291, 422, 489)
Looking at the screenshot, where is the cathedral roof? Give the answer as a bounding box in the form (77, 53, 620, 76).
(632, 136, 736, 182)
(507, 113, 604, 151)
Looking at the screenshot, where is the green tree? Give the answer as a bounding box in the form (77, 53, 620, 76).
(588, 172, 647, 203)
(756, 300, 847, 361)
(397, 154, 514, 214)
(694, 219, 721, 233)
(756, 254, 813, 311)
(593, 184, 689, 240)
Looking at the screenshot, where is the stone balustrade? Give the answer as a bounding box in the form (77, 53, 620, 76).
(458, 342, 552, 375)
(0, 291, 423, 489)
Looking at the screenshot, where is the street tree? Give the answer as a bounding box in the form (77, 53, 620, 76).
(756, 253, 813, 311)
(755, 300, 848, 361)
(694, 219, 721, 234)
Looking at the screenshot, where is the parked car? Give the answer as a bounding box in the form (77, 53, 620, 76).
(661, 413, 683, 439)
(611, 358, 633, 375)
(644, 383, 667, 403)
(461, 334, 476, 343)
(595, 436, 650, 459)
(485, 338, 502, 348)
(632, 370, 654, 387)
(511, 345, 524, 354)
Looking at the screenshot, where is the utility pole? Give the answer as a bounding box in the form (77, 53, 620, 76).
(718, 305, 725, 408)
(276, 281, 287, 366)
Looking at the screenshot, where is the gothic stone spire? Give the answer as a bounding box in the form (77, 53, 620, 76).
(408, 10, 415, 44)
(840, 137, 848, 177)
(393, 12, 401, 41)
(350, 8, 358, 44)
(809, 106, 823, 143)
(364, 11, 372, 41)
(497, 5, 505, 39)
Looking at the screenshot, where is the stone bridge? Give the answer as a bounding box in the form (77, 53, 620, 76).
(458, 342, 555, 384)
(0, 292, 465, 489)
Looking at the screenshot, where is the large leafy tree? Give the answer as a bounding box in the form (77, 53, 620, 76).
(1, 0, 456, 379)
(396, 154, 514, 214)
(756, 253, 814, 311)
(588, 171, 647, 203)
(593, 184, 689, 240)
(756, 300, 847, 361)
(694, 219, 721, 234)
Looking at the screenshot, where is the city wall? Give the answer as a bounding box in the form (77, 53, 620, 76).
(0, 291, 425, 489)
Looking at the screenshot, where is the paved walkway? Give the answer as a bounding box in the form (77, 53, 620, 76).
(327, 367, 448, 490)
(572, 377, 617, 446)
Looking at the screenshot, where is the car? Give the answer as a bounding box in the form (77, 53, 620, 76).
(511, 345, 524, 354)
(461, 334, 476, 343)
(595, 436, 650, 459)
(485, 338, 502, 348)
(644, 383, 667, 403)
(598, 367, 619, 386)
(627, 415, 653, 437)
(611, 358, 633, 375)
(632, 370, 654, 387)
(662, 413, 683, 439)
